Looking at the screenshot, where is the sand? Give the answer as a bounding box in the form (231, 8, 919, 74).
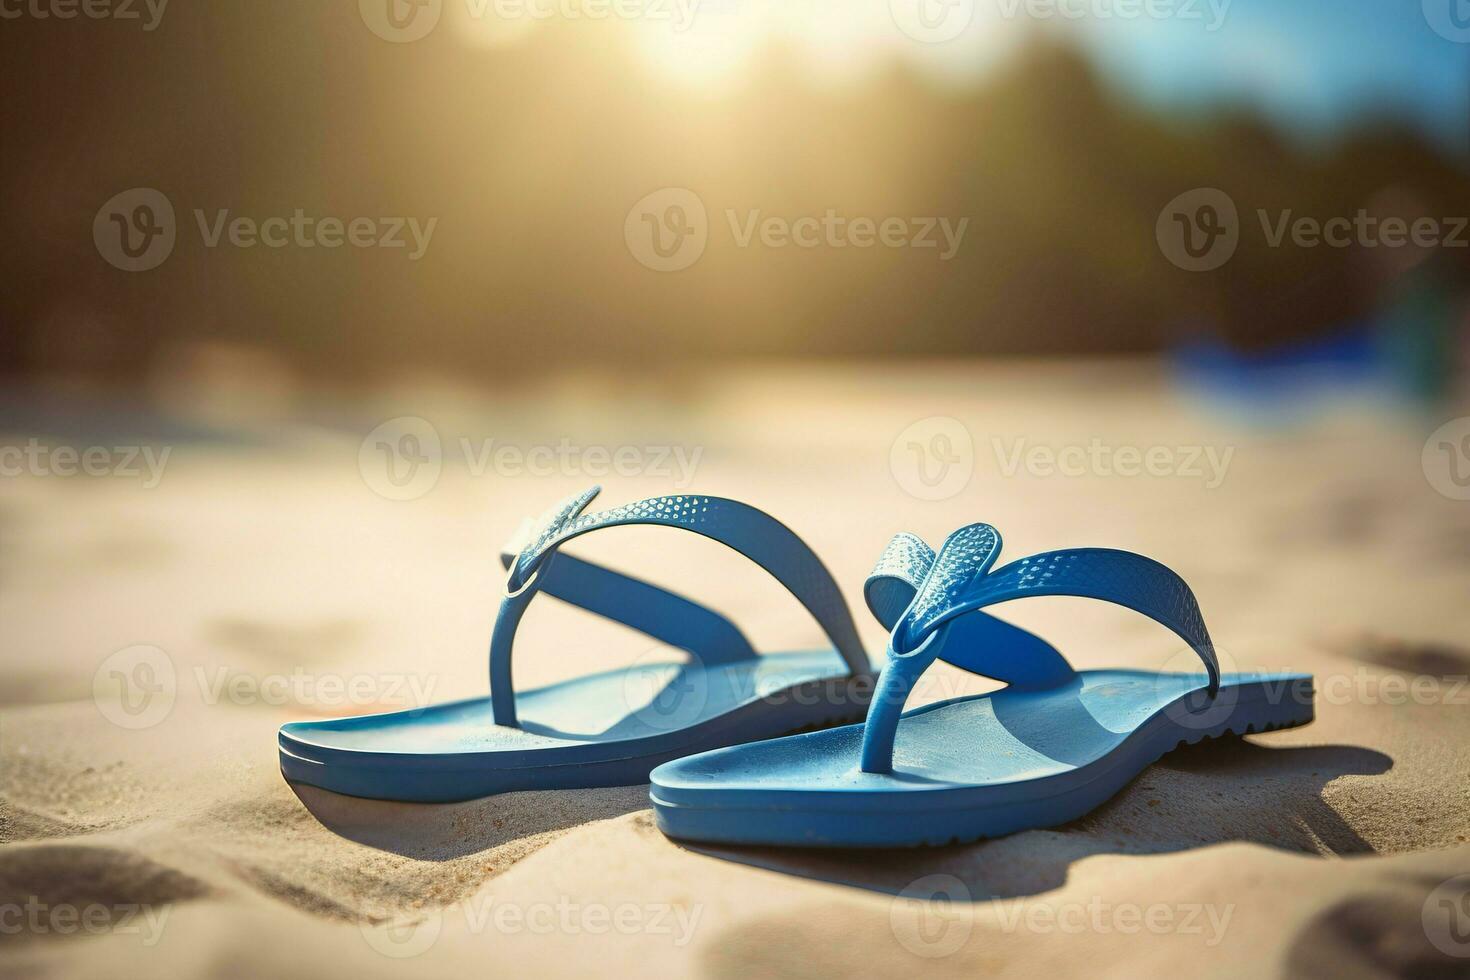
(3, 361, 1469, 978)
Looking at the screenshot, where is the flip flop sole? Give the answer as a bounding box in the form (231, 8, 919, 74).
(649, 670, 1314, 847)
(279, 650, 872, 802)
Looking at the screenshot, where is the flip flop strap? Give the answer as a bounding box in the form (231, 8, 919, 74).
(865, 531, 1075, 689)
(858, 523, 1221, 773)
(489, 486, 867, 727)
(497, 548, 758, 665)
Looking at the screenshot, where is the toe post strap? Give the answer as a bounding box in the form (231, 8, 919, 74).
(859, 523, 1221, 774)
(864, 527, 1077, 692)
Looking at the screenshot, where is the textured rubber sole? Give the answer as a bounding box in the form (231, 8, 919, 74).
(873, 712, 1314, 849)
(651, 677, 1315, 848)
(280, 701, 872, 803)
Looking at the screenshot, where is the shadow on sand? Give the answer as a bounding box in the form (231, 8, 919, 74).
(680, 737, 1392, 901)
(287, 781, 651, 861)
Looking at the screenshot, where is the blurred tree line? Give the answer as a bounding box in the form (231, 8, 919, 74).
(2, 5, 1466, 382)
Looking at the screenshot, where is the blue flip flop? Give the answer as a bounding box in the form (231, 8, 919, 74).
(650, 523, 1315, 847)
(278, 487, 876, 802)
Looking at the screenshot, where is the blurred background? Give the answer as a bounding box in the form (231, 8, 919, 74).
(3, 0, 1469, 385)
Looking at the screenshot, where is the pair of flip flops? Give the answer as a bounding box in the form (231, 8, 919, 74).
(279, 487, 1314, 847)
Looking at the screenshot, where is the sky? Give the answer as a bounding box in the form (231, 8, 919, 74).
(1071, 0, 1470, 154)
(447, 0, 1470, 155)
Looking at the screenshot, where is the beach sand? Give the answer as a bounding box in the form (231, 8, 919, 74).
(3, 361, 1468, 978)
